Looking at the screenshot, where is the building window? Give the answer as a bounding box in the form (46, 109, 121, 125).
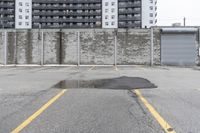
(111, 22, 115, 25)
(105, 15, 108, 19)
(111, 15, 115, 19)
(19, 8, 22, 12)
(25, 3, 30, 6)
(111, 8, 115, 13)
(25, 22, 29, 26)
(105, 9, 108, 13)
(149, 13, 153, 17)
(105, 22, 109, 26)
(149, 0, 153, 3)
(25, 16, 29, 19)
(105, 2, 108, 6)
(19, 2, 22, 6)
(149, 6, 153, 10)
(19, 15, 22, 19)
(111, 2, 115, 6)
(25, 9, 30, 13)
(18, 22, 22, 25)
(149, 20, 153, 24)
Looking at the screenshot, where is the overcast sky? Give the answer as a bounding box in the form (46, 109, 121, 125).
(157, 0, 200, 26)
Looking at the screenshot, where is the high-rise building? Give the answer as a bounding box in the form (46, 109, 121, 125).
(15, 0, 32, 29)
(0, 0, 157, 29)
(0, 0, 15, 28)
(142, 0, 157, 28)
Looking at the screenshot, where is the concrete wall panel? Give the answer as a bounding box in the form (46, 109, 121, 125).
(153, 29, 161, 65)
(16, 31, 41, 64)
(16, 31, 29, 64)
(43, 32, 60, 64)
(117, 29, 151, 65)
(7, 32, 15, 64)
(80, 29, 115, 65)
(31, 31, 41, 64)
(62, 31, 78, 64)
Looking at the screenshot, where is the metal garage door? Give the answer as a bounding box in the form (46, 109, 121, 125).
(161, 29, 197, 66)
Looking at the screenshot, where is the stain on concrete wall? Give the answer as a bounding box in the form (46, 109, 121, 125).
(153, 28, 161, 65)
(117, 29, 151, 65)
(80, 29, 115, 65)
(16, 31, 38, 64)
(0, 32, 4, 64)
(7, 32, 15, 64)
(62, 30, 78, 64)
(43, 31, 60, 64)
(16, 31, 28, 64)
(0, 29, 163, 66)
(31, 30, 41, 64)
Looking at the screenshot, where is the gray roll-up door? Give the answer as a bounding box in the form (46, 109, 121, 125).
(161, 34, 196, 66)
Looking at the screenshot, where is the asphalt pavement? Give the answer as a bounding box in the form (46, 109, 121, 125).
(0, 66, 200, 133)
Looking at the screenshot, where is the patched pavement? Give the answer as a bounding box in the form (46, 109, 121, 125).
(0, 66, 200, 133)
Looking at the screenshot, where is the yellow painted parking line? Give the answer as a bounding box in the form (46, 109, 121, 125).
(88, 66, 96, 71)
(134, 90, 176, 133)
(11, 89, 67, 133)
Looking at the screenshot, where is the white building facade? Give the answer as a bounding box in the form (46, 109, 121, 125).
(15, 0, 32, 29)
(142, 0, 157, 28)
(102, 0, 118, 28)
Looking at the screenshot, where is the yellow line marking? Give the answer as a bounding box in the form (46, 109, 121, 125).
(88, 66, 96, 71)
(134, 90, 176, 133)
(11, 89, 67, 133)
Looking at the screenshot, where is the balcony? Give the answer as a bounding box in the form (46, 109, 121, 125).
(33, 5, 101, 10)
(32, 11, 101, 16)
(32, 0, 101, 4)
(118, 16, 141, 21)
(0, 10, 14, 15)
(118, 3, 141, 8)
(32, 18, 101, 23)
(118, 10, 141, 15)
(0, 3, 14, 8)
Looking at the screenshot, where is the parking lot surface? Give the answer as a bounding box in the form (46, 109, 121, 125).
(0, 66, 200, 133)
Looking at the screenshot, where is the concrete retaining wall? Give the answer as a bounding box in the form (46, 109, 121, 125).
(117, 29, 151, 65)
(62, 30, 78, 64)
(0, 29, 162, 66)
(153, 28, 161, 65)
(80, 29, 115, 65)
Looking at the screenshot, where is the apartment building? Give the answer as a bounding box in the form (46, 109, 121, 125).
(0, 0, 15, 28)
(0, 0, 157, 29)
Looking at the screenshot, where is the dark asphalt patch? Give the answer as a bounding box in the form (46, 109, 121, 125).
(54, 76, 157, 90)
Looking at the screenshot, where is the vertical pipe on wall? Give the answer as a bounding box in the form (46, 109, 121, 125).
(114, 29, 117, 66)
(4, 31, 7, 66)
(77, 31, 80, 66)
(198, 28, 200, 57)
(14, 31, 17, 65)
(59, 30, 62, 64)
(41, 31, 44, 66)
(150, 28, 154, 66)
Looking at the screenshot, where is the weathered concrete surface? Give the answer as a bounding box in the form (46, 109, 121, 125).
(16, 31, 41, 64)
(16, 31, 28, 64)
(0, 29, 163, 65)
(80, 29, 115, 65)
(62, 30, 78, 65)
(7, 32, 15, 64)
(153, 28, 161, 65)
(43, 31, 61, 64)
(31, 31, 42, 64)
(117, 29, 151, 65)
(0, 32, 4, 64)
